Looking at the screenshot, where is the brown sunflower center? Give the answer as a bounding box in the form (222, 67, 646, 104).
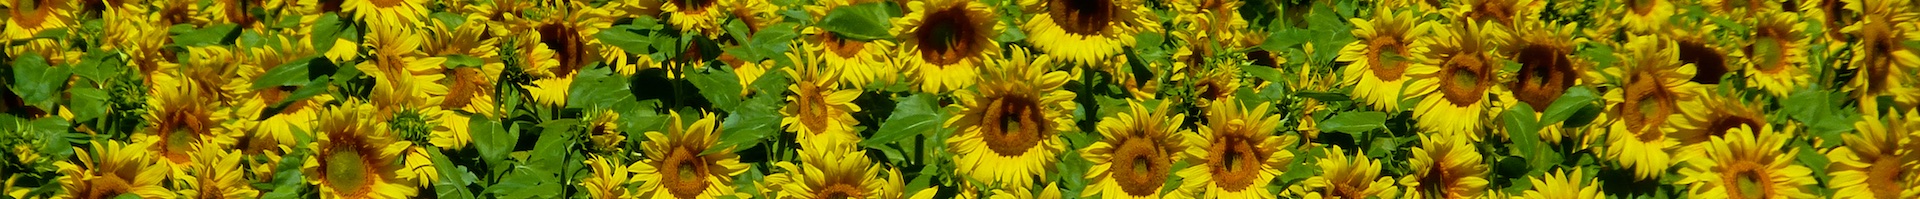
(79, 175, 133, 199)
(1622, 71, 1677, 136)
(816, 183, 865, 199)
(673, 0, 717, 12)
(1248, 50, 1280, 68)
(1865, 158, 1904, 199)
(1111, 138, 1170, 196)
(1723, 162, 1773, 199)
(1861, 24, 1899, 94)
(1627, 0, 1656, 15)
(1511, 44, 1576, 111)
(661, 147, 711, 198)
(1048, 0, 1115, 35)
(982, 95, 1048, 156)
(1820, 0, 1851, 39)
(1438, 54, 1493, 105)
(1366, 37, 1410, 81)
(1207, 133, 1263, 191)
(1704, 114, 1763, 139)
(1468, 0, 1514, 24)
(324, 148, 371, 195)
(1198, 78, 1230, 100)
(819, 33, 869, 57)
(537, 24, 587, 77)
(914, 6, 984, 66)
(444, 68, 487, 109)
(1677, 40, 1729, 84)
(160, 105, 210, 163)
(1418, 155, 1458, 198)
(799, 87, 833, 134)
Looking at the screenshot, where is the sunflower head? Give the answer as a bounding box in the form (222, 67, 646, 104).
(1295, 146, 1399, 199)
(776, 140, 893, 199)
(1398, 132, 1489, 199)
(946, 46, 1075, 189)
(1177, 96, 1295, 198)
(1675, 125, 1817, 199)
(1600, 34, 1697, 181)
(304, 100, 419, 198)
(1021, 0, 1159, 66)
(1406, 19, 1507, 137)
(179, 149, 259, 199)
(781, 48, 865, 143)
(140, 80, 235, 168)
(342, 0, 429, 27)
(894, 0, 1002, 93)
(582, 155, 636, 199)
(1841, 0, 1920, 102)
(1081, 100, 1189, 198)
(1519, 168, 1603, 199)
(1826, 109, 1920, 199)
(1740, 9, 1812, 97)
(1339, 8, 1433, 112)
(635, 110, 750, 199)
(54, 140, 173, 199)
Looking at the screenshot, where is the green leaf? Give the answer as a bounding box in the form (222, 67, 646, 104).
(443, 54, 484, 68)
(1241, 64, 1287, 83)
(595, 25, 654, 55)
(469, 115, 514, 168)
(311, 13, 345, 53)
(862, 94, 942, 147)
(1295, 91, 1352, 102)
(1782, 89, 1856, 146)
(1319, 111, 1387, 134)
(72, 51, 124, 83)
(1539, 87, 1599, 124)
(1502, 102, 1543, 151)
(271, 77, 333, 110)
(67, 88, 109, 122)
(32, 27, 70, 39)
(710, 94, 784, 154)
(429, 146, 478, 199)
(11, 54, 69, 110)
(566, 66, 635, 109)
(174, 24, 240, 46)
(252, 57, 317, 89)
(817, 2, 894, 40)
(528, 120, 582, 172)
(687, 67, 745, 110)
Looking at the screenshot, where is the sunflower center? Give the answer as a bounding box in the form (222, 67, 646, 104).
(80, 175, 133, 199)
(1704, 115, 1763, 139)
(1511, 44, 1575, 111)
(537, 24, 587, 77)
(799, 89, 833, 134)
(1198, 79, 1229, 100)
(661, 147, 711, 198)
(1623, 72, 1676, 135)
(1438, 54, 1492, 105)
(1724, 162, 1773, 199)
(817, 184, 865, 199)
(163, 127, 199, 163)
(1627, 0, 1656, 15)
(1749, 37, 1787, 72)
(982, 95, 1047, 156)
(1111, 138, 1169, 196)
(1248, 50, 1280, 68)
(368, 0, 404, 7)
(1469, 0, 1514, 24)
(444, 68, 487, 109)
(324, 149, 371, 195)
(1865, 158, 1904, 198)
(1418, 156, 1457, 198)
(1207, 134, 1262, 191)
(1819, 0, 1850, 39)
(1861, 24, 1898, 93)
(1677, 40, 1729, 84)
(1048, 0, 1115, 35)
(914, 6, 984, 66)
(160, 105, 208, 163)
(819, 33, 869, 57)
(1365, 37, 1410, 81)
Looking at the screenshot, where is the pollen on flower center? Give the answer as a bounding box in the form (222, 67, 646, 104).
(915, 6, 982, 66)
(982, 95, 1047, 156)
(1049, 0, 1114, 35)
(661, 147, 711, 198)
(1208, 134, 1262, 191)
(1511, 44, 1576, 110)
(1111, 139, 1168, 196)
(325, 149, 371, 195)
(1439, 55, 1492, 105)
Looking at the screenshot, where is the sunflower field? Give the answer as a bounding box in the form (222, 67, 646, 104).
(5, 0, 1920, 198)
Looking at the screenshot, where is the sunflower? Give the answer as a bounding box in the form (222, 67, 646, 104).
(52, 140, 173, 199)
(1497, 17, 1587, 145)
(424, 17, 504, 151)
(1825, 110, 1920, 199)
(358, 28, 451, 111)
(1339, 8, 1433, 112)
(1601, 34, 1700, 181)
(894, 0, 1001, 93)
(1842, 0, 1920, 106)
(343, 0, 428, 27)
(803, 0, 897, 89)
(1518, 168, 1603, 199)
(664, 0, 727, 38)
(1441, 0, 1543, 28)
(782, 49, 864, 144)
(1675, 125, 1817, 199)
(1739, 9, 1811, 97)
(1666, 23, 1735, 85)
(1617, 0, 1675, 34)
(1290, 146, 1398, 199)
(1405, 20, 1508, 138)
(586, 110, 628, 154)
(190, 0, 257, 28)
(304, 101, 419, 198)
(1800, 0, 1854, 47)
(1081, 100, 1189, 199)
(1172, 0, 1248, 43)
(774, 140, 899, 199)
(1176, 96, 1295, 198)
(582, 155, 638, 199)
(517, 1, 618, 76)
(726, 0, 779, 35)
(946, 46, 1074, 188)
(1397, 132, 1489, 199)
(138, 79, 237, 173)
(178, 149, 259, 199)
(634, 111, 751, 199)
(1021, 0, 1160, 66)
(1, 0, 75, 40)
(1674, 94, 1769, 152)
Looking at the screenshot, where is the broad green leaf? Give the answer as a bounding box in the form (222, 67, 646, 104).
(12, 54, 69, 110)
(73, 50, 123, 83)
(429, 146, 478, 199)
(687, 67, 745, 110)
(1241, 64, 1287, 83)
(862, 94, 942, 147)
(67, 88, 109, 122)
(818, 2, 894, 40)
(1295, 91, 1352, 102)
(1502, 102, 1543, 152)
(253, 57, 317, 89)
(311, 13, 344, 53)
(444, 54, 484, 68)
(469, 115, 514, 169)
(32, 27, 70, 39)
(710, 94, 783, 154)
(1319, 111, 1387, 134)
(1540, 87, 1599, 124)
(174, 24, 239, 46)
(595, 25, 654, 55)
(566, 66, 635, 109)
(528, 119, 581, 172)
